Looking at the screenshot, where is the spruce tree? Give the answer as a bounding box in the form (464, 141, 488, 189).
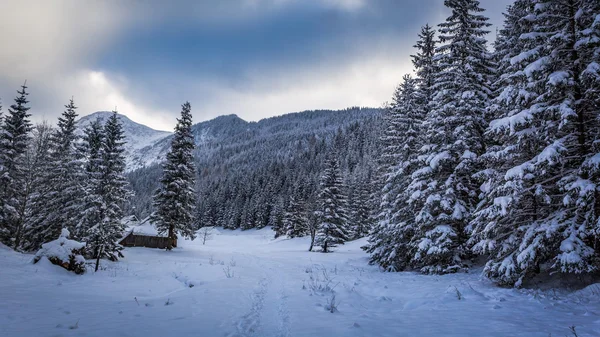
(366, 75, 425, 270)
(411, 24, 437, 103)
(22, 99, 84, 250)
(0, 84, 33, 247)
(19, 123, 55, 251)
(409, 0, 493, 273)
(315, 156, 349, 253)
(79, 118, 104, 243)
(151, 102, 197, 250)
(98, 111, 130, 258)
(80, 112, 131, 271)
(349, 175, 374, 240)
(468, 0, 544, 286)
(284, 194, 307, 238)
(470, 0, 600, 286)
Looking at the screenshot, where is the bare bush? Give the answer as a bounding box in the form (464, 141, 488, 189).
(223, 266, 235, 278)
(325, 294, 339, 313)
(198, 226, 214, 245)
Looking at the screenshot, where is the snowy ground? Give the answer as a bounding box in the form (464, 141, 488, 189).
(1, 228, 599, 337)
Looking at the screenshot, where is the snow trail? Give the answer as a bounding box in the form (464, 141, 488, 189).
(1, 229, 599, 337)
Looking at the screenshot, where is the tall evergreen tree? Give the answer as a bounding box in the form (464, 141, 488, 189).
(366, 75, 425, 270)
(470, 0, 600, 286)
(79, 118, 104, 242)
(468, 0, 544, 286)
(22, 99, 84, 250)
(409, 0, 493, 273)
(80, 112, 131, 271)
(412, 24, 437, 103)
(366, 24, 437, 271)
(19, 123, 55, 251)
(283, 194, 307, 238)
(151, 102, 197, 250)
(315, 156, 349, 253)
(348, 175, 374, 240)
(0, 84, 33, 247)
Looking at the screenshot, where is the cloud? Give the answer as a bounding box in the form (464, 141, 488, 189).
(0, 0, 513, 131)
(69, 71, 173, 131)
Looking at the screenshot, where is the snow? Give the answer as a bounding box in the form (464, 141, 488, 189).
(77, 111, 172, 171)
(489, 109, 533, 134)
(547, 71, 570, 86)
(126, 217, 160, 236)
(34, 229, 86, 264)
(429, 151, 450, 169)
(2, 228, 599, 337)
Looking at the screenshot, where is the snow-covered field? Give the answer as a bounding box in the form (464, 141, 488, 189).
(1, 228, 599, 337)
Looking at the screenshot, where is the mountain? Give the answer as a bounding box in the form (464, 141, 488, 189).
(78, 108, 385, 225)
(76, 111, 172, 171)
(126, 107, 385, 227)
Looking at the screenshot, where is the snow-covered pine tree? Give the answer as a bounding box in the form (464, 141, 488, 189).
(315, 155, 349, 253)
(18, 123, 55, 251)
(80, 112, 131, 271)
(365, 24, 436, 270)
(0, 84, 33, 248)
(79, 118, 104, 243)
(151, 102, 197, 250)
(22, 99, 85, 250)
(270, 197, 286, 238)
(411, 24, 437, 103)
(409, 0, 493, 274)
(470, 0, 600, 286)
(97, 111, 130, 259)
(349, 174, 374, 240)
(366, 74, 425, 270)
(467, 0, 546, 286)
(284, 195, 307, 238)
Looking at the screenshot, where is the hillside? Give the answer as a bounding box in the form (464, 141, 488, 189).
(76, 111, 172, 171)
(126, 107, 384, 225)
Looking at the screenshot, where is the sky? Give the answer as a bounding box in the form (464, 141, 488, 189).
(0, 0, 513, 131)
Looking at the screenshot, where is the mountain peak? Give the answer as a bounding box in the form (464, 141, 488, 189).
(76, 111, 172, 171)
(78, 111, 132, 123)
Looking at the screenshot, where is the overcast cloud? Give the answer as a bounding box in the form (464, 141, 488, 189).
(0, 0, 512, 131)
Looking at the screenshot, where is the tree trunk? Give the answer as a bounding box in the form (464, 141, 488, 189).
(94, 245, 103, 272)
(167, 224, 175, 251)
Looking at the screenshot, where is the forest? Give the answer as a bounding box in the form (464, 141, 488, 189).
(0, 0, 599, 291)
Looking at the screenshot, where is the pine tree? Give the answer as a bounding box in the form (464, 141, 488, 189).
(79, 118, 104, 243)
(151, 102, 197, 250)
(468, 0, 544, 286)
(0, 84, 33, 247)
(409, 0, 493, 274)
(19, 123, 55, 251)
(412, 24, 437, 103)
(284, 194, 307, 238)
(349, 176, 374, 240)
(365, 25, 436, 270)
(80, 112, 131, 271)
(22, 99, 85, 250)
(315, 156, 349, 253)
(366, 75, 425, 270)
(98, 111, 130, 258)
(470, 0, 600, 286)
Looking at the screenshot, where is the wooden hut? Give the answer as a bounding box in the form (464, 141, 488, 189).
(119, 231, 177, 249)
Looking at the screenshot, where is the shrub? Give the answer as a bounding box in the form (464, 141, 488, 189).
(33, 229, 86, 274)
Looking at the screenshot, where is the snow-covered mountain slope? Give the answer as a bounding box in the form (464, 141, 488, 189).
(79, 108, 382, 173)
(1, 228, 598, 337)
(76, 111, 172, 171)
